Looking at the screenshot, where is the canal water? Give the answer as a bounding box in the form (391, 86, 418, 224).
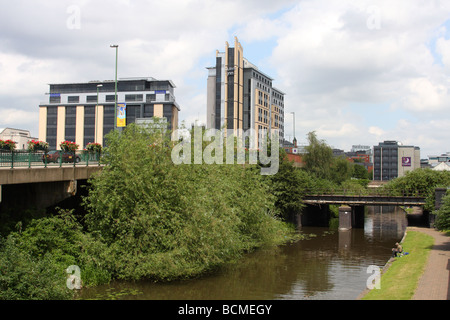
(80, 206, 407, 300)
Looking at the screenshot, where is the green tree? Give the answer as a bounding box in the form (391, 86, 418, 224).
(84, 123, 295, 281)
(330, 157, 353, 184)
(352, 163, 370, 180)
(303, 131, 334, 181)
(382, 169, 450, 213)
(268, 149, 311, 220)
(435, 191, 450, 230)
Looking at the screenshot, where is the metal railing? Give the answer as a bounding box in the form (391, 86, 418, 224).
(303, 188, 428, 198)
(0, 150, 102, 169)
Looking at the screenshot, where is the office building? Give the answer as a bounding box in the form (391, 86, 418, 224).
(373, 140, 420, 181)
(206, 37, 285, 148)
(39, 77, 180, 150)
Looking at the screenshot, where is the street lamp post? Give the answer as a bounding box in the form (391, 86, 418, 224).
(290, 112, 296, 146)
(110, 45, 119, 130)
(96, 84, 103, 144)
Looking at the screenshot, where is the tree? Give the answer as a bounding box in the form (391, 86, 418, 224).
(303, 131, 334, 180)
(330, 157, 353, 184)
(84, 123, 295, 281)
(382, 169, 450, 212)
(268, 149, 311, 221)
(435, 191, 450, 230)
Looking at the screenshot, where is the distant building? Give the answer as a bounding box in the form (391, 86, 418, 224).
(39, 77, 180, 150)
(433, 162, 450, 171)
(206, 37, 285, 148)
(428, 152, 450, 165)
(373, 140, 420, 181)
(0, 128, 37, 150)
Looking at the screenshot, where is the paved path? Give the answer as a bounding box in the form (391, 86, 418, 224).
(410, 227, 450, 300)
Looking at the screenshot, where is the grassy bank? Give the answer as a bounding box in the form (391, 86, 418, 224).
(361, 229, 434, 300)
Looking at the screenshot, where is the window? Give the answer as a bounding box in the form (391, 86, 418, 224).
(50, 96, 61, 104)
(87, 95, 98, 103)
(106, 95, 117, 102)
(68, 96, 80, 103)
(125, 94, 143, 102)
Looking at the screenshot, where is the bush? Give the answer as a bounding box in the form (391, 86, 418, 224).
(0, 236, 73, 300)
(435, 191, 450, 231)
(84, 123, 296, 281)
(0, 210, 112, 299)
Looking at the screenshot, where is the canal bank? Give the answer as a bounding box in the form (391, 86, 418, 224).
(80, 206, 408, 300)
(358, 226, 450, 300)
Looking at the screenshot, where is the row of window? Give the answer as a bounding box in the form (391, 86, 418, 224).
(50, 81, 173, 94)
(258, 108, 269, 124)
(49, 93, 173, 104)
(252, 71, 272, 87)
(45, 105, 173, 149)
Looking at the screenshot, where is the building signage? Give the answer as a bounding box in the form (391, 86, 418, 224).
(117, 103, 127, 127)
(50, 93, 60, 97)
(155, 90, 166, 94)
(402, 157, 411, 167)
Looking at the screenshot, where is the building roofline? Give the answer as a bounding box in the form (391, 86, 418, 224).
(48, 77, 176, 88)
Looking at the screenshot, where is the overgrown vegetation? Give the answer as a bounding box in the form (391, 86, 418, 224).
(435, 191, 450, 230)
(3, 127, 447, 300)
(381, 169, 450, 230)
(0, 124, 304, 299)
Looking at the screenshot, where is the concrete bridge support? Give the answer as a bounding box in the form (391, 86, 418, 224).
(339, 205, 365, 231)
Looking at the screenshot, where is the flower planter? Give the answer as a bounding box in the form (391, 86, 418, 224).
(60, 141, 79, 153)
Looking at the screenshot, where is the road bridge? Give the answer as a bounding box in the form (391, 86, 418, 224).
(0, 164, 104, 211)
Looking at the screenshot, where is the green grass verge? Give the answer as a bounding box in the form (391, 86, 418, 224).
(362, 230, 434, 300)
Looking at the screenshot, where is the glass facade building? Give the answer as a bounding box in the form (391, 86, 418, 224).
(206, 37, 285, 148)
(39, 77, 180, 150)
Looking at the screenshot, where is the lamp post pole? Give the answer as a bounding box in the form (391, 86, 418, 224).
(290, 112, 296, 145)
(110, 45, 119, 130)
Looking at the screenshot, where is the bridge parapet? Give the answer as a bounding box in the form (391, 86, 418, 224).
(0, 165, 104, 185)
(303, 194, 426, 206)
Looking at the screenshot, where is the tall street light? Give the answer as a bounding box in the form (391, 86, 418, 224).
(96, 84, 103, 144)
(290, 112, 296, 146)
(110, 45, 119, 130)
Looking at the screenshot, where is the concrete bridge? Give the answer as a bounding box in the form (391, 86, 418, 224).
(0, 165, 103, 210)
(301, 190, 442, 230)
(303, 194, 426, 206)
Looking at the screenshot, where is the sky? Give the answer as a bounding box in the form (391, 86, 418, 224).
(1, 0, 450, 158)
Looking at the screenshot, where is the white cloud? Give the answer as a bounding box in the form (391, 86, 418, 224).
(269, 0, 450, 156)
(0, 0, 450, 157)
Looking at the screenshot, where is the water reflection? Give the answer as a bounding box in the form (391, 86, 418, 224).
(80, 206, 407, 300)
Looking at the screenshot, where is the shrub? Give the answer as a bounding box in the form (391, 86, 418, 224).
(435, 191, 450, 231)
(84, 123, 296, 281)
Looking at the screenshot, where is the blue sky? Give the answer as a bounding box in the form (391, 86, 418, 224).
(1, 0, 450, 157)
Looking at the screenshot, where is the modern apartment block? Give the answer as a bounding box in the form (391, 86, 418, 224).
(373, 140, 420, 181)
(206, 37, 285, 148)
(39, 77, 180, 150)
